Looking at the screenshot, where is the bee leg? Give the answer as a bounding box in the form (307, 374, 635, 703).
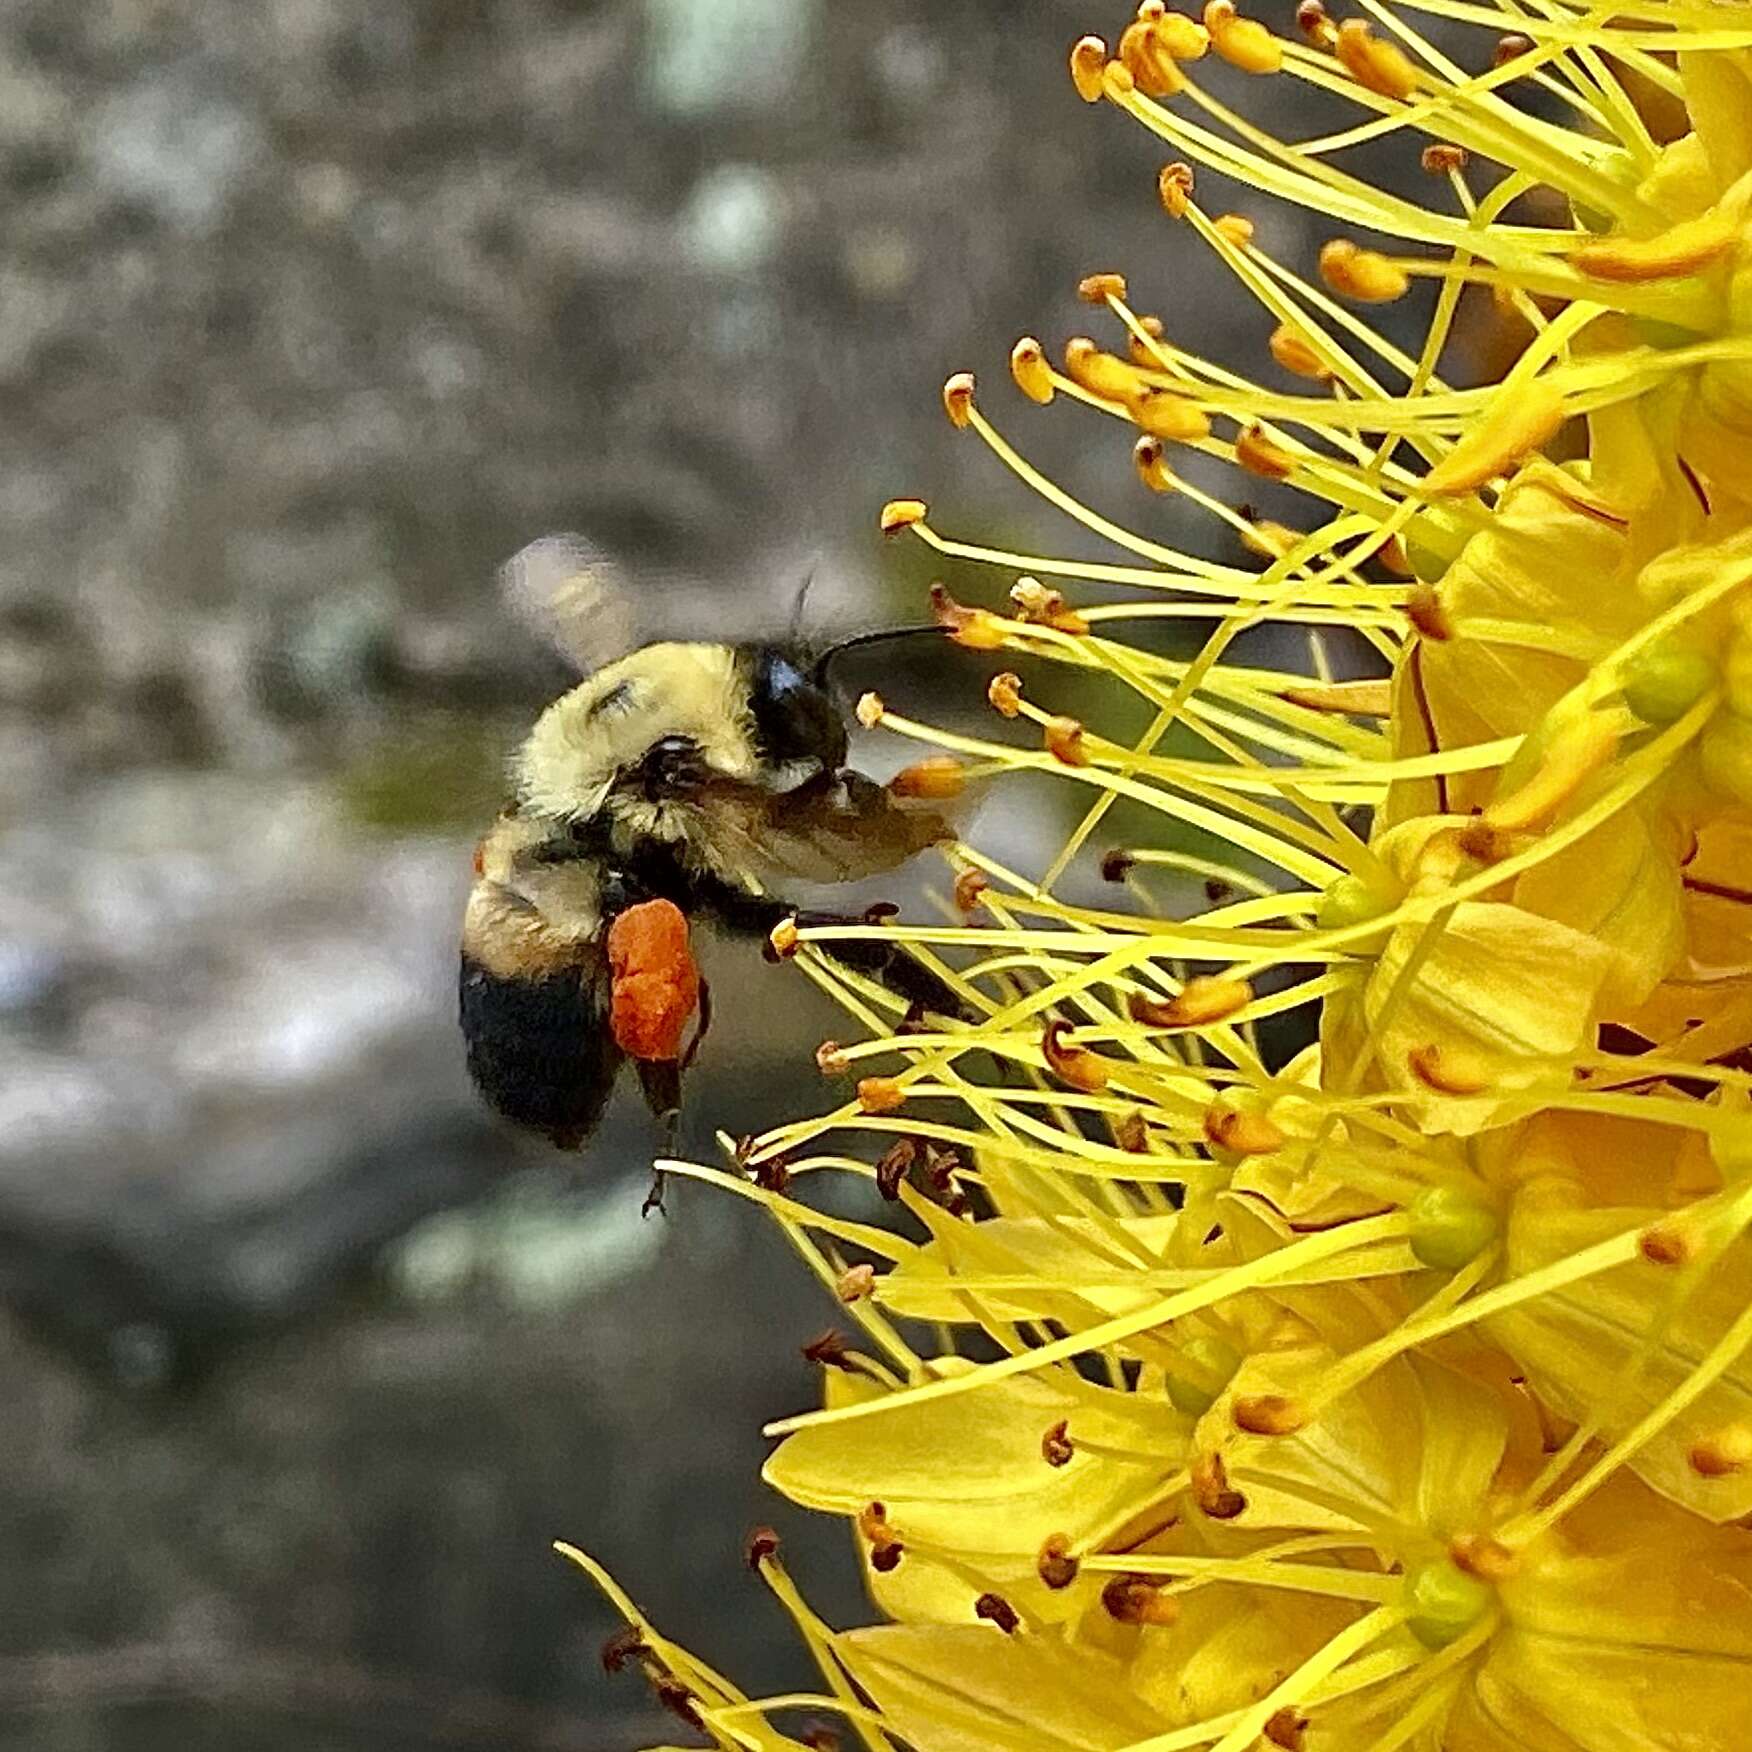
(680, 978, 713, 1075)
(634, 1057, 684, 1217)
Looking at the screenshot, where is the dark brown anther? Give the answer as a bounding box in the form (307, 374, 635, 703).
(601, 1625, 646, 1674)
(929, 581, 1009, 650)
(1041, 1419, 1075, 1467)
(802, 1328, 855, 1370)
(875, 1138, 918, 1200)
(944, 1190, 972, 1218)
(754, 1156, 792, 1194)
(860, 1501, 905, 1571)
(1492, 30, 1534, 66)
(1100, 1575, 1180, 1626)
(1114, 1110, 1150, 1153)
(1265, 1707, 1309, 1750)
(1037, 1533, 1080, 1589)
(896, 1001, 932, 1036)
(802, 1726, 843, 1752)
(1405, 584, 1454, 641)
(1043, 1018, 1111, 1092)
(870, 1543, 903, 1573)
(923, 1144, 963, 1189)
(1191, 1451, 1247, 1519)
(744, 1525, 781, 1569)
(654, 1675, 702, 1729)
(1295, 0, 1333, 42)
(732, 1133, 758, 1164)
(955, 868, 991, 913)
(1204, 877, 1234, 903)
(863, 900, 901, 925)
(1101, 847, 1137, 883)
(974, 1591, 1020, 1633)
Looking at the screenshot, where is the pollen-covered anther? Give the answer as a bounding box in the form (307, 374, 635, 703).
(1336, 18, 1419, 98)
(855, 691, 885, 729)
(744, 1525, 781, 1569)
(1408, 1041, 1493, 1096)
(601, 1625, 647, 1674)
(1204, 0, 1282, 72)
(889, 756, 967, 800)
(974, 1591, 1020, 1633)
(1065, 336, 1143, 404)
(1102, 59, 1137, 100)
(1115, 1109, 1149, 1152)
(815, 1039, 849, 1076)
(1422, 143, 1468, 176)
(1130, 387, 1211, 442)
(1101, 1576, 1180, 1626)
(1120, 17, 1185, 96)
(1449, 1533, 1520, 1582)
(1127, 313, 1168, 367)
(874, 1138, 915, 1201)
(1044, 714, 1091, 766)
(1639, 1219, 1695, 1266)
(1133, 435, 1178, 495)
(987, 671, 1023, 717)
(879, 497, 927, 535)
(1037, 1533, 1080, 1589)
(1280, 679, 1392, 716)
(1240, 518, 1297, 560)
(654, 1676, 703, 1729)
(1203, 1100, 1284, 1156)
(1422, 381, 1566, 495)
(1480, 712, 1617, 835)
(1570, 209, 1741, 284)
(1154, 11, 1210, 59)
(1041, 1418, 1075, 1467)
(941, 371, 976, 429)
(1010, 575, 1065, 621)
(856, 1077, 907, 1114)
(1070, 35, 1108, 101)
(1233, 1393, 1307, 1436)
(1381, 533, 1413, 577)
(837, 1262, 877, 1302)
(1158, 161, 1195, 219)
(1688, 1424, 1752, 1478)
(1268, 323, 1331, 381)
(1213, 213, 1254, 247)
(768, 916, 800, 959)
(1132, 975, 1253, 1028)
(1263, 1709, 1309, 1752)
(929, 582, 1010, 650)
(1294, 0, 1336, 48)
(1319, 238, 1409, 303)
(1043, 1019, 1110, 1092)
(1405, 584, 1453, 641)
(859, 1502, 905, 1571)
(1078, 270, 1129, 305)
(1492, 31, 1534, 67)
(953, 867, 990, 913)
(1009, 335, 1054, 404)
(1191, 1450, 1247, 1518)
(802, 1327, 854, 1369)
(1236, 423, 1295, 479)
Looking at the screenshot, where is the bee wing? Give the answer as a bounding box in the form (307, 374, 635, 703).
(499, 533, 642, 676)
(707, 771, 951, 885)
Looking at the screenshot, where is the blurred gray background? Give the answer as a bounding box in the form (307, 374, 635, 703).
(0, 0, 1373, 1745)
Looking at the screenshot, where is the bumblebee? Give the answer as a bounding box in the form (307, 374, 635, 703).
(460, 537, 951, 1157)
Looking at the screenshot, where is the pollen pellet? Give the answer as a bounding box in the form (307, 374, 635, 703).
(1044, 714, 1090, 766)
(1070, 35, 1108, 101)
(1204, 0, 1282, 72)
(1134, 434, 1179, 492)
(1236, 423, 1295, 479)
(1318, 238, 1409, 303)
(940, 371, 976, 429)
(606, 899, 701, 1062)
(1009, 335, 1055, 404)
(1157, 161, 1196, 219)
(879, 498, 927, 535)
(1336, 18, 1419, 98)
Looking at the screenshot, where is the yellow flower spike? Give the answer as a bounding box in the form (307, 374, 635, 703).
(1334, 18, 1419, 101)
(1009, 334, 1054, 404)
(1570, 206, 1742, 285)
(1203, 0, 1281, 75)
(1421, 381, 1568, 498)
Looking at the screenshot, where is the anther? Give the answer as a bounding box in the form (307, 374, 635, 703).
(1070, 35, 1108, 101)
(1115, 1110, 1150, 1153)
(767, 917, 800, 959)
(1336, 18, 1419, 98)
(802, 1726, 842, 1752)
(889, 756, 967, 800)
(1449, 1533, 1519, 1582)
(1064, 337, 1142, 403)
(1010, 335, 1054, 404)
(1233, 1393, 1307, 1436)
(875, 1137, 916, 1200)
(1203, 1099, 1285, 1156)
(802, 1328, 855, 1370)
(1421, 143, 1468, 176)
(1213, 213, 1254, 247)
(1134, 433, 1180, 492)
(856, 1077, 906, 1114)
(1294, 0, 1336, 48)
(856, 690, 885, 727)
(1010, 575, 1066, 621)
(1042, 1419, 1075, 1466)
(954, 867, 989, 913)
(1265, 1708, 1309, 1751)
(754, 1157, 791, 1195)
(1102, 58, 1137, 101)
(988, 671, 1023, 717)
(1491, 31, 1534, 67)
(1154, 12, 1210, 60)
(1043, 1019, 1110, 1092)
(1191, 1451, 1247, 1518)
(1319, 238, 1409, 302)
(1128, 312, 1168, 367)
(1404, 584, 1453, 641)
(1044, 715, 1091, 766)
(816, 1040, 849, 1075)
(929, 582, 1009, 650)
(1240, 518, 1298, 559)
(1078, 270, 1129, 305)
(1101, 1575, 1180, 1626)
(1236, 423, 1295, 479)
(1407, 1042, 1493, 1096)
(654, 1676, 703, 1729)
(1570, 210, 1741, 284)
(1689, 1424, 1752, 1478)
(879, 497, 927, 535)
(1639, 1219, 1694, 1266)
(1131, 975, 1253, 1027)
(859, 1502, 905, 1571)
(1130, 387, 1211, 442)
(1101, 848, 1136, 882)
(1268, 323, 1331, 380)
(941, 371, 976, 429)
(1120, 18, 1185, 96)
(1158, 161, 1195, 219)
(1480, 710, 1617, 835)
(1422, 381, 1566, 495)
(744, 1525, 781, 1569)
(974, 1591, 1020, 1633)
(1204, 0, 1282, 73)
(837, 1262, 877, 1302)
(601, 1625, 646, 1674)
(1037, 1533, 1080, 1589)
(1381, 533, 1413, 577)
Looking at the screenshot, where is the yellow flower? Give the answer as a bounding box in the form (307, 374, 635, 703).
(558, 7, 1752, 1749)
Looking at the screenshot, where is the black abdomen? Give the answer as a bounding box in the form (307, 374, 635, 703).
(459, 955, 621, 1149)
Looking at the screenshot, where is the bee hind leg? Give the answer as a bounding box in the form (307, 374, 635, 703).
(634, 1057, 684, 1217)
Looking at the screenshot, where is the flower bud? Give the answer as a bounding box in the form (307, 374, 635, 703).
(1403, 1557, 1494, 1649)
(1409, 1184, 1500, 1268)
(1621, 640, 1717, 725)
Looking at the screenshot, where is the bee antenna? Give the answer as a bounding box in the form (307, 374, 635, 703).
(811, 624, 947, 690)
